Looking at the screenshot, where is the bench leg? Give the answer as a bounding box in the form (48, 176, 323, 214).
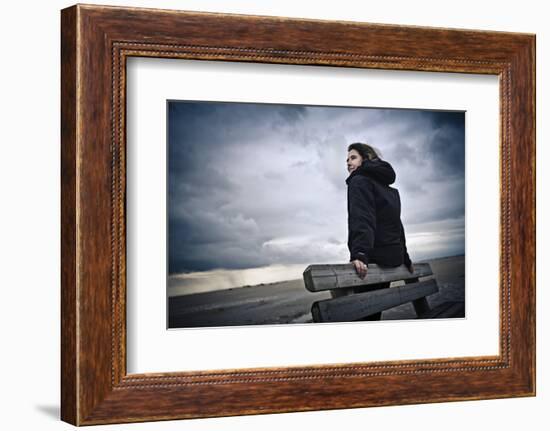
(405, 277, 432, 317)
(412, 297, 431, 316)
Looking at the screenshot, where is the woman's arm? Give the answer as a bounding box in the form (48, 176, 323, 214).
(348, 175, 376, 266)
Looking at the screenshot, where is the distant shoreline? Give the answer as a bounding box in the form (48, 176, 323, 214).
(169, 254, 465, 298)
(169, 253, 465, 277)
(168, 255, 466, 327)
(416, 253, 465, 263)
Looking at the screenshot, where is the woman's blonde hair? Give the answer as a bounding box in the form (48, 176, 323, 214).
(347, 142, 382, 161)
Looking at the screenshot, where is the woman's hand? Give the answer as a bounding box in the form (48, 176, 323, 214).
(352, 259, 368, 279)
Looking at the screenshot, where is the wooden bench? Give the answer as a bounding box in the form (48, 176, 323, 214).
(303, 262, 461, 322)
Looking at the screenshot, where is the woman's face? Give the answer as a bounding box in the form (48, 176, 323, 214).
(347, 149, 363, 174)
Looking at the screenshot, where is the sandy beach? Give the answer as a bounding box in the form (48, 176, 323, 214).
(168, 255, 465, 328)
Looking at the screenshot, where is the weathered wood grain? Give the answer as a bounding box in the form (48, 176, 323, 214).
(61, 3, 535, 425)
(303, 263, 432, 292)
(312, 279, 439, 322)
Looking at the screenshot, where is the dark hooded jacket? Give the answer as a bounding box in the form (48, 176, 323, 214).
(346, 158, 412, 268)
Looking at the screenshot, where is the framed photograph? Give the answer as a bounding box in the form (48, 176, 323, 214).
(61, 4, 535, 425)
(165, 100, 466, 329)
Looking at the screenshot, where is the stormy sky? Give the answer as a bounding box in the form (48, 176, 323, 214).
(168, 100, 465, 284)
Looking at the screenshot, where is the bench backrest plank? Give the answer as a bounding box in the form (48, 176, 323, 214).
(311, 279, 438, 322)
(303, 263, 433, 292)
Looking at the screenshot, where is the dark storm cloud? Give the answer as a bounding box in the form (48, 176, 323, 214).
(425, 111, 465, 179)
(168, 101, 465, 273)
(367, 110, 465, 180)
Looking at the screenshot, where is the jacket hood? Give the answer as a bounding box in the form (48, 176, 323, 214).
(346, 158, 396, 185)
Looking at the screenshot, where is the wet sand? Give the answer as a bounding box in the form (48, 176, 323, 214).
(168, 255, 465, 328)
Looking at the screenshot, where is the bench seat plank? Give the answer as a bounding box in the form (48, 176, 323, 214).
(303, 263, 433, 292)
(311, 279, 438, 322)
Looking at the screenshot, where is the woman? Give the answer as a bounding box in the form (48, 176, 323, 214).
(345, 142, 413, 319)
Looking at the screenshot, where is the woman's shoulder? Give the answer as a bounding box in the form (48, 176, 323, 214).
(347, 172, 375, 187)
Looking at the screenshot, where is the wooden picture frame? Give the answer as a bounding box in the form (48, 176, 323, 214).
(61, 4, 535, 425)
